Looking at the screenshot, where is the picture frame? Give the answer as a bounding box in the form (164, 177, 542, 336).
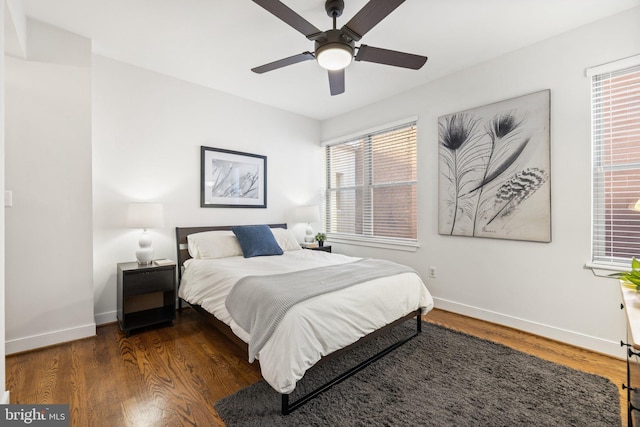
(200, 146, 267, 208)
(437, 90, 551, 242)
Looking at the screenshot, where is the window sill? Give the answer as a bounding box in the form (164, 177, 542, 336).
(585, 262, 628, 278)
(327, 235, 419, 252)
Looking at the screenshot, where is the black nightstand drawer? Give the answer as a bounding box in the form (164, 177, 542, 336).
(117, 262, 176, 336)
(305, 245, 332, 253)
(123, 268, 174, 296)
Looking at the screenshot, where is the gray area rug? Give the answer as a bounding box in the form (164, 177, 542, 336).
(215, 321, 621, 426)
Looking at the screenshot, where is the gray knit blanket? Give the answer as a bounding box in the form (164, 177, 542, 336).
(225, 258, 416, 362)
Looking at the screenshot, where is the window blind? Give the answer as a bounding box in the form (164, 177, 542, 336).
(591, 63, 640, 265)
(325, 121, 418, 243)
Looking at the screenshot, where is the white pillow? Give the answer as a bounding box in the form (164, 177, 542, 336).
(271, 228, 302, 251)
(187, 230, 243, 259)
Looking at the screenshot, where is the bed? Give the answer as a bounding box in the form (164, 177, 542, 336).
(176, 224, 434, 414)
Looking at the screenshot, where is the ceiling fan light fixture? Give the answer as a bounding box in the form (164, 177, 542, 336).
(251, 0, 428, 95)
(316, 43, 353, 70)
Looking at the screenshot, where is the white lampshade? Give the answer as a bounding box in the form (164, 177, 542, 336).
(633, 199, 640, 212)
(127, 202, 164, 265)
(294, 205, 320, 223)
(127, 203, 165, 229)
(316, 44, 353, 70)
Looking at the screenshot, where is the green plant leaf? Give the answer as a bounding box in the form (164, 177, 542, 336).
(610, 259, 640, 288)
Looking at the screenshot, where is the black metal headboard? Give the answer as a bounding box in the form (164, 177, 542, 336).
(175, 223, 288, 279)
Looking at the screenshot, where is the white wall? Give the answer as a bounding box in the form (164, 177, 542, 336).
(5, 0, 26, 58)
(92, 56, 321, 323)
(5, 20, 95, 353)
(1, 0, 8, 403)
(321, 8, 640, 358)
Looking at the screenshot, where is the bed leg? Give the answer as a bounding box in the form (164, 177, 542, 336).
(417, 309, 422, 333)
(281, 394, 290, 416)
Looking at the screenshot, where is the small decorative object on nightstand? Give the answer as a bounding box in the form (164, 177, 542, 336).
(117, 260, 176, 337)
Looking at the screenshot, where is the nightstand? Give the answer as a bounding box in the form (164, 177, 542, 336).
(117, 261, 176, 337)
(305, 245, 332, 253)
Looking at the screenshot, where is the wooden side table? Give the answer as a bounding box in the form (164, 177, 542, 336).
(620, 284, 640, 425)
(117, 261, 176, 336)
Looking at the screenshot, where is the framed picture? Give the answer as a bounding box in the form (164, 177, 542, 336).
(200, 146, 267, 208)
(438, 90, 551, 242)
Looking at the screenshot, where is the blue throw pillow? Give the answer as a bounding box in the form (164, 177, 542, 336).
(232, 225, 284, 258)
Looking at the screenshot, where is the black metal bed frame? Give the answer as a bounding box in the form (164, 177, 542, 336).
(175, 224, 423, 416)
(280, 309, 422, 415)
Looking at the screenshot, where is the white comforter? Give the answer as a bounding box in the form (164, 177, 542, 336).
(178, 249, 434, 394)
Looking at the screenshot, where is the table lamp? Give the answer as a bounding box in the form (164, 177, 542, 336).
(127, 202, 164, 265)
(295, 205, 320, 243)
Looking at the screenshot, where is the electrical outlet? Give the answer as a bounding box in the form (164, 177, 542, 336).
(428, 266, 436, 278)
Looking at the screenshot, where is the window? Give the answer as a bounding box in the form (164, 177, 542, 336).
(324, 120, 418, 248)
(591, 58, 640, 266)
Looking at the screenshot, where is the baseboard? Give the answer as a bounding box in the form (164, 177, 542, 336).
(1, 391, 10, 404)
(6, 323, 96, 355)
(13, 302, 621, 358)
(432, 297, 625, 360)
(95, 303, 179, 326)
(94, 310, 117, 326)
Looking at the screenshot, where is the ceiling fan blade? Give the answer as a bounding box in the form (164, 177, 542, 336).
(355, 45, 427, 70)
(252, 52, 315, 74)
(342, 0, 405, 41)
(328, 69, 345, 96)
(252, 0, 324, 40)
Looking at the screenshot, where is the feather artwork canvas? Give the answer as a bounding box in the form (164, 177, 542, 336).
(438, 90, 551, 242)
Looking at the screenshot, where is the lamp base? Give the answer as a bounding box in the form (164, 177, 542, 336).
(136, 229, 154, 265)
(304, 226, 315, 243)
(136, 248, 154, 265)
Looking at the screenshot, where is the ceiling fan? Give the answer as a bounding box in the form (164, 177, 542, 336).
(251, 0, 428, 96)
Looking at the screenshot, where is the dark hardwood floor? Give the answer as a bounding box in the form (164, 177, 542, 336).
(5, 308, 626, 426)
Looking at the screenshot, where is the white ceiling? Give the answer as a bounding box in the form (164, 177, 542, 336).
(18, 0, 640, 120)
